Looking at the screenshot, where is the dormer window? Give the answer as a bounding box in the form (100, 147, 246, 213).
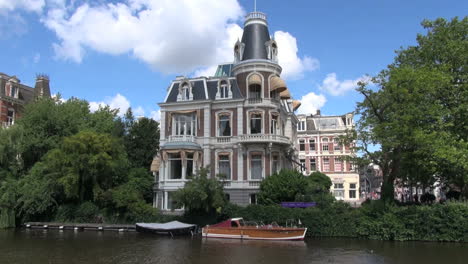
(5, 82, 18, 99)
(265, 40, 278, 62)
(177, 81, 193, 101)
(234, 41, 245, 63)
(216, 80, 232, 99)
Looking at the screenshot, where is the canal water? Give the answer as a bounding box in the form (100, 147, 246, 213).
(0, 229, 465, 264)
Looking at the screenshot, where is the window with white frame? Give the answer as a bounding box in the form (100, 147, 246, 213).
(166, 192, 181, 210)
(272, 154, 279, 174)
(250, 154, 263, 180)
(322, 138, 329, 151)
(174, 114, 196, 136)
(218, 113, 231, 137)
(218, 154, 231, 180)
(250, 113, 262, 134)
(300, 159, 306, 172)
(218, 80, 231, 99)
(310, 158, 316, 171)
(6, 109, 15, 126)
(334, 138, 341, 151)
(334, 157, 342, 171)
(299, 139, 305, 151)
(309, 139, 316, 151)
(349, 183, 357, 198)
(168, 153, 182, 179)
(297, 120, 306, 131)
(323, 157, 330, 172)
(250, 193, 257, 204)
(270, 114, 278, 134)
(333, 183, 344, 199)
(186, 153, 194, 179)
(179, 83, 191, 101)
(10, 86, 18, 98)
(249, 84, 262, 99)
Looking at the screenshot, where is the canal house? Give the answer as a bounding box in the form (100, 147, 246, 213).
(153, 11, 302, 211)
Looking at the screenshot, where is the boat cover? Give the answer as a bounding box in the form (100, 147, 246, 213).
(136, 221, 195, 231)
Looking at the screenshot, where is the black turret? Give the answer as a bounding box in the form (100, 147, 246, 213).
(234, 12, 278, 63)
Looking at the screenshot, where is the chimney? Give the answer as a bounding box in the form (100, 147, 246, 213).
(316, 109, 321, 116)
(34, 74, 51, 98)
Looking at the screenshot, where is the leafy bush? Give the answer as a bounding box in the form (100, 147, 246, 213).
(221, 201, 468, 242)
(258, 169, 307, 205)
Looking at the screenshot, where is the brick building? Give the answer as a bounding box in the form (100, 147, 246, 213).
(0, 73, 51, 128)
(296, 111, 360, 203)
(152, 12, 302, 211)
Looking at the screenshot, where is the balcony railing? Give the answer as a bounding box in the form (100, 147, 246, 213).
(247, 98, 263, 104)
(249, 180, 262, 187)
(239, 134, 290, 144)
(245, 12, 267, 21)
(167, 135, 196, 143)
(217, 137, 231, 143)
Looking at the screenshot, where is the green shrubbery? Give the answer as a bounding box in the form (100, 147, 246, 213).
(222, 201, 468, 242)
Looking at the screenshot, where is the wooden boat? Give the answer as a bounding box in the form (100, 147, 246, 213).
(136, 221, 196, 236)
(202, 218, 307, 241)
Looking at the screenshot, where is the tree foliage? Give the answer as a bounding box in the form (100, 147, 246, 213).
(0, 98, 161, 227)
(258, 169, 308, 205)
(351, 17, 468, 199)
(174, 168, 227, 214)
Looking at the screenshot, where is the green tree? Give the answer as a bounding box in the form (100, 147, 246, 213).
(351, 17, 468, 199)
(258, 169, 307, 205)
(39, 130, 128, 203)
(174, 168, 226, 214)
(125, 117, 160, 169)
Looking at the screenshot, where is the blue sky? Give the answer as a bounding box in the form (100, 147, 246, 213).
(0, 0, 466, 119)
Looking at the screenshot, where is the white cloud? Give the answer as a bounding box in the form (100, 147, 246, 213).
(89, 93, 131, 116)
(297, 92, 327, 115)
(42, 0, 244, 73)
(150, 109, 161, 121)
(0, 0, 45, 13)
(33, 53, 40, 63)
(134, 106, 145, 116)
(319, 73, 370, 96)
(274, 31, 319, 80)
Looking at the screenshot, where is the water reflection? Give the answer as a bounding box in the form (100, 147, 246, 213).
(0, 229, 465, 264)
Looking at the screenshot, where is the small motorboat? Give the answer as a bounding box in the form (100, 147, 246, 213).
(202, 218, 307, 241)
(136, 221, 197, 236)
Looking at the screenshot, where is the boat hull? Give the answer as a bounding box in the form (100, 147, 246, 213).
(202, 227, 307, 241)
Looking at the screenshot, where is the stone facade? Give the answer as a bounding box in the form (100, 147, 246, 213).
(296, 111, 360, 203)
(153, 12, 301, 211)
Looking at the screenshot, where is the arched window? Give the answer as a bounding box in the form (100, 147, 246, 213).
(218, 113, 231, 137)
(248, 74, 262, 100)
(178, 81, 192, 101)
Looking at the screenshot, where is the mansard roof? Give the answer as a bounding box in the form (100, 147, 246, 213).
(164, 77, 243, 103)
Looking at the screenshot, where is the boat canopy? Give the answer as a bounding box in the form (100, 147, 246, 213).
(136, 221, 195, 231)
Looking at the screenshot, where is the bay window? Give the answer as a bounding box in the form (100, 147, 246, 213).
(272, 154, 279, 174)
(168, 153, 182, 179)
(174, 114, 196, 136)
